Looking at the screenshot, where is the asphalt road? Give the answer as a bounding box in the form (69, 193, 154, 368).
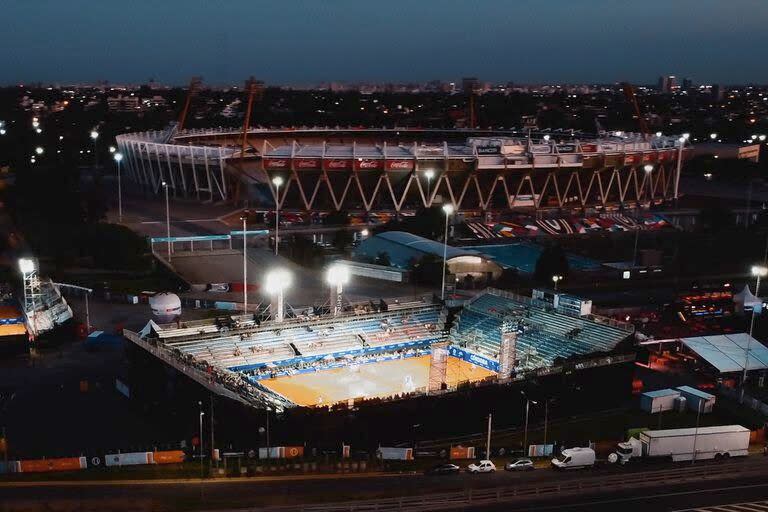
(1, 458, 766, 512)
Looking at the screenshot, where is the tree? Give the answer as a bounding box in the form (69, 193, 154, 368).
(533, 245, 569, 285)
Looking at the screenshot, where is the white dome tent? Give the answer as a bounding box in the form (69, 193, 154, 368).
(149, 292, 182, 322)
(733, 285, 762, 314)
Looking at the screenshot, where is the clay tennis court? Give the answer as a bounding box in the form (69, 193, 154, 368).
(260, 355, 496, 406)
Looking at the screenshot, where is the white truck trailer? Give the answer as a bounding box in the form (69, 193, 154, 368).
(609, 425, 750, 464)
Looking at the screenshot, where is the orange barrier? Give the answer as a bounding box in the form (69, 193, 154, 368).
(284, 446, 304, 459)
(450, 445, 475, 460)
(152, 450, 185, 464)
(19, 457, 87, 473)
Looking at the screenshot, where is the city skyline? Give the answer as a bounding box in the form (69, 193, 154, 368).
(2, 0, 767, 86)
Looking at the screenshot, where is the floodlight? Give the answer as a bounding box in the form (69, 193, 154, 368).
(326, 264, 351, 286)
(643, 164, 653, 173)
(113, 152, 123, 162)
(90, 130, 99, 140)
(751, 265, 768, 278)
(424, 169, 435, 180)
(442, 203, 454, 215)
(264, 268, 292, 294)
(272, 176, 284, 187)
(18, 258, 35, 274)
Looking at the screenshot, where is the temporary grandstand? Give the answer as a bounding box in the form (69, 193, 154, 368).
(449, 288, 634, 374)
(124, 288, 633, 410)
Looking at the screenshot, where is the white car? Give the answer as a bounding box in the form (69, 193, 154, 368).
(467, 460, 496, 473)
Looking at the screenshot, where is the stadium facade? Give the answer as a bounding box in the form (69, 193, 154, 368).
(115, 128, 689, 213)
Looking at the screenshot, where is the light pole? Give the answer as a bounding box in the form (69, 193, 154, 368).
(327, 264, 351, 316)
(272, 176, 283, 256)
(742, 264, 767, 401)
(441, 204, 454, 300)
(543, 398, 554, 448)
(198, 401, 205, 478)
(674, 134, 689, 201)
(485, 413, 492, 460)
(691, 399, 702, 465)
(552, 275, 562, 291)
(424, 169, 435, 205)
(241, 210, 249, 313)
(114, 152, 123, 223)
(90, 130, 99, 169)
(521, 392, 537, 455)
(162, 181, 171, 261)
(642, 163, 654, 202)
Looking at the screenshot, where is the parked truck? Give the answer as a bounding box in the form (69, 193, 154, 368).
(608, 425, 750, 464)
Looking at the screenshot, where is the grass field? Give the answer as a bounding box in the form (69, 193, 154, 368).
(261, 355, 496, 406)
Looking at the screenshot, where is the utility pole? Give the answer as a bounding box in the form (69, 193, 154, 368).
(210, 394, 216, 468)
(486, 413, 492, 460)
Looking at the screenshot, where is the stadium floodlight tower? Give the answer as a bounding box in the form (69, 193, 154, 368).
(326, 264, 351, 316)
(441, 203, 454, 300)
(265, 268, 292, 322)
(19, 258, 41, 338)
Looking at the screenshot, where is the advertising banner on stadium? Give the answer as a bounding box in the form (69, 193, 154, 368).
(642, 152, 657, 163)
(105, 452, 152, 467)
(556, 144, 577, 153)
(476, 146, 501, 155)
(152, 450, 185, 465)
(377, 447, 413, 460)
(447, 346, 500, 372)
(580, 143, 598, 153)
(450, 446, 476, 460)
(354, 158, 384, 171)
(623, 154, 639, 165)
(323, 159, 353, 171)
(283, 446, 304, 459)
(263, 158, 291, 170)
(293, 158, 321, 170)
(19, 457, 87, 473)
(384, 159, 415, 171)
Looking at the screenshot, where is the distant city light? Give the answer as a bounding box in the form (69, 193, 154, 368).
(710, 133, 717, 139)
(35, 146, 44, 155)
(90, 130, 99, 140)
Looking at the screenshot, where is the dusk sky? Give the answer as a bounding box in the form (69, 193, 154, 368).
(2, 0, 767, 86)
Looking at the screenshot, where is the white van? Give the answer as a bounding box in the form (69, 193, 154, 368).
(551, 447, 596, 470)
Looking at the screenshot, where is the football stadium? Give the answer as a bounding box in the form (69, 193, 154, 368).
(115, 127, 689, 213)
(124, 287, 634, 411)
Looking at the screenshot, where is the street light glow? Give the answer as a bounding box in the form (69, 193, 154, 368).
(682, 132, 690, 140)
(326, 263, 351, 286)
(710, 133, 717, 140)
(109, 145, 116, 153)
(113, 152, 123, 162)
(643, 164, 654, 173)
(90, 130, 99, 140)
(272, 176, 284, 187)
(361, 229, 369, 237)
(35, 146, 44, 155)
(655, 131, 662, 137)
(264, 268, 292, 295)
(424, 169, 435, 180)
(442, 203, 454, 215)
(751, 265, 768, 278)
(18, 258, 35, 274)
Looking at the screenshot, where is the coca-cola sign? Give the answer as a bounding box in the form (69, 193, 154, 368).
(580, 143, 598, 153)
(385, 159, 415, 170)
(263, 158, 289, 170)
(354, 159, 383, 170)
(623, 154, 639, 165)
(294, 158, 321, 169)
(641, 152, 656, 163)
(323, 159, 352, 170)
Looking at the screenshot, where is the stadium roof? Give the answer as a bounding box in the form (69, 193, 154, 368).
(679, 333, 768, 373)
(376, 231, 480, 260)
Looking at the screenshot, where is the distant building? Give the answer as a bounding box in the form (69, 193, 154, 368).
(107, 94, 141, 112)
(681, 77, 693, 90)
(657, 75, 677, 93)
(711, 84, 725, 101)
(462, 77, 480, 94)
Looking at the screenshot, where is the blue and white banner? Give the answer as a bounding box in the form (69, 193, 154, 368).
(447, 346, 500, 372)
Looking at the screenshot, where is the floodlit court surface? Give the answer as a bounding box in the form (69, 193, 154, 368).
(260, 355, 496, 406)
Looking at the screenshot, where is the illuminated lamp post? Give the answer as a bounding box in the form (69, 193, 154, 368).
(272, 176, 283, 256)
(90, 130, 99, 169)
(424, 169, 435, 204)
(441, 204, 454, 300)
(265, 268, 292, 322)
(240, 210, 250, 313)
(327, 264, 351, 316)
(741, 265, 768, 401)
(114, 152, 123, 222)
(162, 181, 171, 261)
(552, 275, 562, 292)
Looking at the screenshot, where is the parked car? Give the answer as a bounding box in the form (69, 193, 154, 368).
(467, 460, 496, 473)
(504, 458, 534, 471)
(424, 463, 460, 475)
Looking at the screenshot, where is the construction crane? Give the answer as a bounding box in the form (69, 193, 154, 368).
(240, 77, 265, 161)
(177, 76, 202, 132)
(621, 82, 649, 139)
